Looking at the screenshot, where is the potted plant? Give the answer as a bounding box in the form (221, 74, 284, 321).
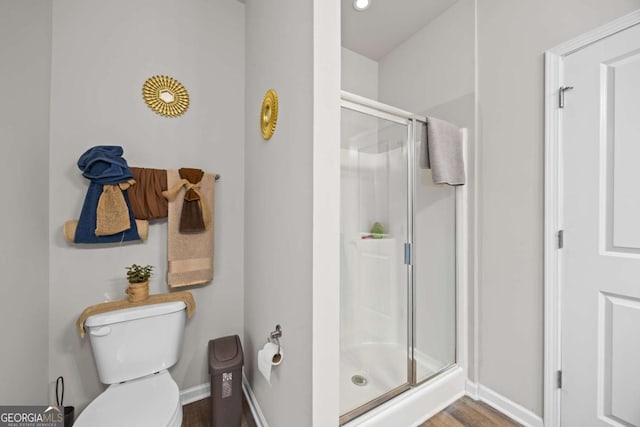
(125, 264, 153, 302)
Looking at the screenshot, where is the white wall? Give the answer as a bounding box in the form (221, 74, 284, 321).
(312, 2, 341, 423)
(477, 0, 640, 416)
(244, 0, 315, 425)
(378, 0, 475, 115)
(341, 47, 378, 100)
(377, 0, 475, 376)
(48, 0, 245, 410)
(0, 0, 52, 404)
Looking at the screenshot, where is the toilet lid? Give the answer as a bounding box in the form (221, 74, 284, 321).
(74, 371, 180, 427)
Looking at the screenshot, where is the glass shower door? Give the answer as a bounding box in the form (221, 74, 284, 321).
(339, 106, 410, 422)
(412, 121, 457, 383)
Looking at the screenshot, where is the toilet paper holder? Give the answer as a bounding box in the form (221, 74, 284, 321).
(268, 324, 282, 354)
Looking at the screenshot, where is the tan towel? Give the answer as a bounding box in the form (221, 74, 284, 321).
(76, 291, 196, 338)
(95, 180, 136, 236)
(421, 117, 465, 185)
(165, 170, 215, 287)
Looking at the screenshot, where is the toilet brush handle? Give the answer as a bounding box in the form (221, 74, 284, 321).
(56, 376, 64, 407)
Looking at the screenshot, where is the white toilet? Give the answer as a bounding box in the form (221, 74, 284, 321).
(74, 301, 187, 427)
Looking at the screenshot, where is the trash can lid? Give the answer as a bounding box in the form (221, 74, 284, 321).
(209, 335, 244, 375)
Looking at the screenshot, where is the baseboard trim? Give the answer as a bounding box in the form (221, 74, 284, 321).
(180, 377, 268, 427)
(242, 374, 268, 427)
(180, 382, 210, 406)
(465, 380, 479, 400)
(182, 378, 541, 427)
(465, 382, 543, 427)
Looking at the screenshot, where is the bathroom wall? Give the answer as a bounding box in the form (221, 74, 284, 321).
(244, 0, 316, 425)
(378, 0, 475, 116)
(312, 2, 341, 423)
(48, 0, 245, 410)
(476, 0, 640, 417)
(377, 0, 476, 375)
(0, 1, 52, 404)
(341, 47, 378, 100)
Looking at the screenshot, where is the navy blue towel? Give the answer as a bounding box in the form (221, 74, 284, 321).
(74, 146, 140, 243)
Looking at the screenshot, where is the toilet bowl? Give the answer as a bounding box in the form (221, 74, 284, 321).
(74, 371, 182, 427)
(74, 301, 187, 427)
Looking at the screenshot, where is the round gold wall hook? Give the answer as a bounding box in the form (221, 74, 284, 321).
(142, 75, 189, 117)
(261, 89, 278, 140)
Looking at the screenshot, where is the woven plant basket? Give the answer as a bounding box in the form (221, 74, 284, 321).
(126, 281, 149, 302)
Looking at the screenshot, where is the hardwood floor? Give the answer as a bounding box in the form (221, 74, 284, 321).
(420, 397, 522, 427)
(182, 396, 520, 426)
(181, 395, 256, 427)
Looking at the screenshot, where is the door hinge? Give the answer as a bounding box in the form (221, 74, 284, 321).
(404, 243, 412, 265)
(557, 370, 563, 389)
(558, 230, 564, 249)
(559, 86, 574, 108)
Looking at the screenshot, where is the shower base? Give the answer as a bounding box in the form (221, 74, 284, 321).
(340, 342, 437, 416)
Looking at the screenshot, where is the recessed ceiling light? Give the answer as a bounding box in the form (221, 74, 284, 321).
(353, 0, 370, 12)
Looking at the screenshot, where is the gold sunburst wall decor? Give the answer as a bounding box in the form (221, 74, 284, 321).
(260, 89, 278, 140)
(142, 75, 189, 117)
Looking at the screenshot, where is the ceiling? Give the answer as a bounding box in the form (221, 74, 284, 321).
(341, 0, 458, 60)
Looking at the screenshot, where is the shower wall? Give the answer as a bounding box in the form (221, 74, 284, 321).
(340, 115, 407, 349)
(341, 52, 386, 346)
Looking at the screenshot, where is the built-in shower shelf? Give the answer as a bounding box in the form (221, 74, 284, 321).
(359, 232, 392, 240)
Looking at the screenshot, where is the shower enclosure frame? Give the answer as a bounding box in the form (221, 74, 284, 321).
(340, 91, 469, 426)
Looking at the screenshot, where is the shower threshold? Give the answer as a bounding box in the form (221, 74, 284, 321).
(340, 365, 464, 426)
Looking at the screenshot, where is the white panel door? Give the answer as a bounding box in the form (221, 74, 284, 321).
(561, 23, 640, 426)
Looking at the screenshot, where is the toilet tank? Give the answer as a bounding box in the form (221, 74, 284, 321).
(85, 301, 186, 384)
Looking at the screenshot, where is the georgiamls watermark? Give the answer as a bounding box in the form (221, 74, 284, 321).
(0, 406, 63, 427)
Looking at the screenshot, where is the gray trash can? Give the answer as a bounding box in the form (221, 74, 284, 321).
(208, 335, 244, 427)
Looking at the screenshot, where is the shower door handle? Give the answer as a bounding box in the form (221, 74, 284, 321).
(404, 243, 412, 265)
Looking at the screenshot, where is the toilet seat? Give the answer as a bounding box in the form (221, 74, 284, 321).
(74, 370, 182, 427)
